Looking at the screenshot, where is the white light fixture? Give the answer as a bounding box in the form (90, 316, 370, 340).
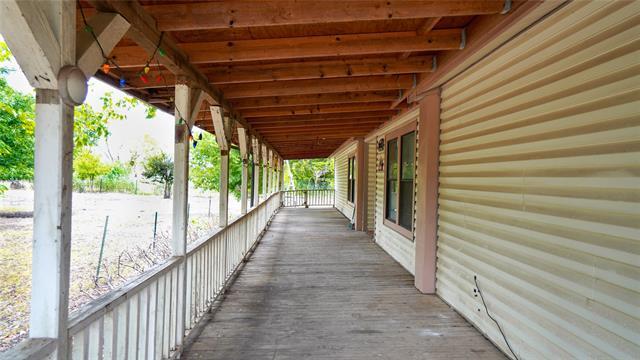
(58, 65, 88, 106)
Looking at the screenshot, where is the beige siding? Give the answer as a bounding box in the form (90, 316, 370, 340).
(437, 1, 640, 359)
(373, 106, 419, 274)
(334, 142, 356, 219)
(366, 141, 376, 232)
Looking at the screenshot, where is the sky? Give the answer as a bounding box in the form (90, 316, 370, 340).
(0, 34, 175, 163)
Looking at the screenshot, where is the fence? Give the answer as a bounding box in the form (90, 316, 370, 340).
(281, 189, 335, 208)
(34, 192, 282, 360)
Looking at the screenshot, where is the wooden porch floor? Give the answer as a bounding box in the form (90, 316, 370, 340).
(182, 208, 504, 359)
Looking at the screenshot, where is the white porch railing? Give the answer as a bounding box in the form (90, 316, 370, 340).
(6, 192, 281, 360)
(281, 189, 335, 208)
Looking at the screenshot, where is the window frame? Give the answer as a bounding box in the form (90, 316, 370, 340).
(382, 122, 417, 240)
(347, 154, 356, 204)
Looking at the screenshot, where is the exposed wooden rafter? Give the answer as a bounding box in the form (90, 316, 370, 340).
(111, 30, 463, 66)
(146, 1, 506, 31)
(76, 0, 539, 159)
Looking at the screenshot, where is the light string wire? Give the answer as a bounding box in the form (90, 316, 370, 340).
(474, 275, 520, 360)
(77, 1, 199, 147)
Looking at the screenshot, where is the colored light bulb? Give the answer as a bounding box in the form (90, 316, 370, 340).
(156, 74, 163, 83)
(193, 141, 198, 148)
(140, 74, 149, 84)
(101, 63, 110, 74)
(119, 77, 126, 88)
(158, 48, 166, 57)
(144, 66, 150, 74)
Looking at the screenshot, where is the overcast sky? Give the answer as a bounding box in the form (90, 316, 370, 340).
(1, 34, 175, 163)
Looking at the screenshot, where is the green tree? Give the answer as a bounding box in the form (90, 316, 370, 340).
(189, 132, 243, 199)
(284, 159, 334, 190)
(0, 76, 35, 180)
(142, 151, 174, 198)
(0, 40, 158, 181)
(73, 149, 110, 189)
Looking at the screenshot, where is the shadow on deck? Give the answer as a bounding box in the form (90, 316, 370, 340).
(182, 208, 504, 360)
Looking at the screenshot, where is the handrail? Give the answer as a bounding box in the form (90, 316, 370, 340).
(4, 192, 282, 360)
(281, 189, 334, 208)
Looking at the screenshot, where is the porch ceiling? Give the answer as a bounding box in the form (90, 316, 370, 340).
(80, 0, 512, 159)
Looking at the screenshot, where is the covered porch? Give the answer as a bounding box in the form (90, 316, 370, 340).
(182, 207, 504, 360)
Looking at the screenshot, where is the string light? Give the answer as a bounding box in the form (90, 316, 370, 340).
(78, 1, 200, 149)
(78, 0, 164, 92)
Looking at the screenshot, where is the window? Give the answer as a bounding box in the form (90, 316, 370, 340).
(384, 127, 416, 237)
(347, 156, 356, 203)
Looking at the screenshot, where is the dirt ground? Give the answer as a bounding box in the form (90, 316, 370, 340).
(0, 189, 240, 352)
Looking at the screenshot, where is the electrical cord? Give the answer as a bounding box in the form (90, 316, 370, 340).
(474, 275, 520, 360)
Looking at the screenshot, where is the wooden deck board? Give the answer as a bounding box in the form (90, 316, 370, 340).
(182, 208, 505, 360)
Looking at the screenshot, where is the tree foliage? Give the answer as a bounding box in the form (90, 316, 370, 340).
(73, 149, 110, 181)
(0, 76, 34, 180)
(284, 159, 334, 190)
(0, 40, 158, 181)
(189, 132, 243, 199)
(142, 151, 174, 198)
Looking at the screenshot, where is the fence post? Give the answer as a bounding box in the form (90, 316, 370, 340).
(95, 216, 109, 284)
(304, 190, 309, 208)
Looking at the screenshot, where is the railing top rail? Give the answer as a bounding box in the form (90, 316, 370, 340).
(281, 189, 334, 192)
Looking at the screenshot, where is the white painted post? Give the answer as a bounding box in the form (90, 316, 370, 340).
(172, 81, 193, 348)
(31, 90, 74, 357)
(172, 83, 191, 257)
(279, 158, 285, 192)
(211, 106, 229, 227)
(266, 149, 273, 195)
(252, 138, 262, 206)
(238, 127, 250, 215)
(0, 2, 77, 358)
(262, 144, 268, 200)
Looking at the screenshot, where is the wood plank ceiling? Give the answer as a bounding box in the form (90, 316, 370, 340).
(81, 0, 510, 159)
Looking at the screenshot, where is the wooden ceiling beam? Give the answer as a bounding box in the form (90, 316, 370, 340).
(111, 30, 463, 66)
(231, 91, 400, 109)
(239, 102, 392, 118)
(222, 75, 413, 99)
(251, 118, 387, 128)
(257, 126, 382, 135)
(206, 56, 434, 84)
(264, 132, 370, 141)
(252, 121, 385, 131)
(245, 111, 397, 123)
(146, 1, 506, 31)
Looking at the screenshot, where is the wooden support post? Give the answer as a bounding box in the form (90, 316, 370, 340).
(262, 144, 268, 200)
(31, 90, 74, 358)
(238, 127, 250, 215)
(414, 89, 441, 294)
(0, 2, 78, 358)
(211, 106, 230, 227)
(252, 138, 262, 205)
(279, 158, 285, 191)
(172, 83, 192, 256)
(171, 82, 194, 348)
(76, 12, 129, 77)
(355, 138, 367, 231)
(267, 149, 273, 195)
